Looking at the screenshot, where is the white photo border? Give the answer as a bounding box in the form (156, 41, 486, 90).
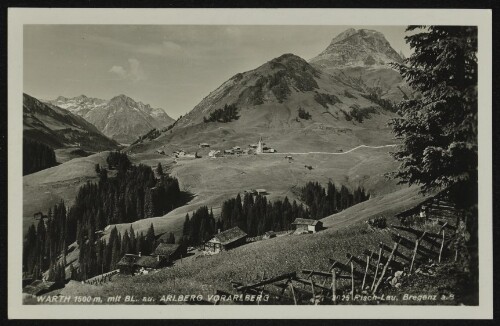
(8, 8, 493, 319)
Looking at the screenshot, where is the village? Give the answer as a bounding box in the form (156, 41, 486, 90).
(154, 137, 279, 160)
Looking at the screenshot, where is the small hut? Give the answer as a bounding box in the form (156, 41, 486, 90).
(117, 253, 166, 275)
(291, 218, 323, 234)
(152, 243, 184, 263)
(204, 227, 247, 253)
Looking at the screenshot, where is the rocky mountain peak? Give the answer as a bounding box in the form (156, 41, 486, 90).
(310, 28, 403, 68)
(109, 94, 137, 107)
(75, 94, 88, 100)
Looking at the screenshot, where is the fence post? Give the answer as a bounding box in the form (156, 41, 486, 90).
(289, 283, 297, 305)
(362, 252, 372, 291)
(410, 231, 427, 274)
(372, 241, 399, 295)
(371, 244, 383, 292)
(350, 261, 355, 299)
(331, 269, 337, 305)
(439, 229, 446, 263)
(310, 278, 316, 304)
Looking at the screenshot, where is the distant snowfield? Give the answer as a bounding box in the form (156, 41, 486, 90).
(264, 144, 398, 155)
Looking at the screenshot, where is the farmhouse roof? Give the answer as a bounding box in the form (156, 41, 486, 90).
(153, 243, 181, 257)
(135, 256, 161, 269)
(117, 254, 140, 267)
(212, 227, 247, 245)
(23, 280, 57, 296)
(292, 218, 321, 226)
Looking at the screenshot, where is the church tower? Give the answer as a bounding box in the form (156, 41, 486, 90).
(256, 136, 263, 154)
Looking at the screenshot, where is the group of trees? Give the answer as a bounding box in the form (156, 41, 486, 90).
(219, 193, 310, 237)
(390, 26, 478, 303)
(24, 152, 185, 281)
(72, 158, 182, 237)
(360, 92, 397, 113)
(314, 92, 342, 108)
(203, 104, 239, 123)
(78, 224, 158, 280)
(343, 105, 377, 123)
(131, 128, 162, 145)
(182, 206, 217, 246)
(297, 107, 311, 120)
(23, 201, 69, 281)
(180, 181, 369, 240)
(23, 139, 58, 175)
(300, 181, 369, 219)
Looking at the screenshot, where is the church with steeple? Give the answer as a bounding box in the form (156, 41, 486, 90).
(256, 136, 263, 154)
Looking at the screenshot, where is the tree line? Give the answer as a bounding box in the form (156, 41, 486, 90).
(182, 206, 217, 246)
(219, 193, 311, 237)
(24, 152, 185, 281)
(181, 181, 370, 242)
(203, 104, 239, 123)
(23, 138, 58, 175)
(300, 181, 369, 219)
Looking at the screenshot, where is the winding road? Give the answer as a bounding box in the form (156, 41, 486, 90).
(264, 144, 398, 156)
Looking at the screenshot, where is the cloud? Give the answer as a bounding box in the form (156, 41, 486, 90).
(109, 65, 127, 79)
(109, 58, 146, 82)
(87, 34, 186, 58)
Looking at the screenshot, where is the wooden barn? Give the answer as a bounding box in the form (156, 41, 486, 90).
(291, 218, 323, 234)
(117, 253, 165, 275)
(152, 243, 184, 263)
(204, 227, 248, 253)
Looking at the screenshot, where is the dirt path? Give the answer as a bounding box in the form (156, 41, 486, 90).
(264, 144, 398, 156)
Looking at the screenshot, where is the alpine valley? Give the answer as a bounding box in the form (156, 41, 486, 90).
(23, 28, 449, 304)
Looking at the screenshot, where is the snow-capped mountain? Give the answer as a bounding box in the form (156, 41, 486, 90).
(23, 93, 119, 151)
(46, 95, 175, 144)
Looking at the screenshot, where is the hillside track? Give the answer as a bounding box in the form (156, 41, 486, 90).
(264, 144, 397, 156)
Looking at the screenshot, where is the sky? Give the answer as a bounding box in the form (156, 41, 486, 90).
(24, 25, 410, 118)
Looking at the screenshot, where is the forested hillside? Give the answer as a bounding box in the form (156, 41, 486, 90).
(23, 152, 185, 281)
(23, 139, 58, 175)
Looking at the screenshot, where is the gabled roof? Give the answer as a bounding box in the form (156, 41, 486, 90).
(292, 218, 321, 226)
(117, 254, 140, 267)
(135, 256, 161, 269)
(117, 254, 162, 269)
(153, 243, 181, 257)
(211, 227, 247, 245)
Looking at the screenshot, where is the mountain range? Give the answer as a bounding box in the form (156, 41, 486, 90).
(24, 28, 407, 168)
(46, 94, 175, 144)
(23, 93, 119, 151)
(129, 28, 406, 156)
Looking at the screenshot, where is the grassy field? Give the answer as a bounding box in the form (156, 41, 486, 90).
(103, 146, 401, 240)
(23, 152, 109, 235)
(33, 184, 438, 305)
(37, 221, 392, 304)
(24, 144, 402, 240)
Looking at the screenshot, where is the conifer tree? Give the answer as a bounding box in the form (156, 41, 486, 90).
(156, 162, 164, 176)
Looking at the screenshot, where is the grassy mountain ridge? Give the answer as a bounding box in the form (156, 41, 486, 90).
(23, 93, 119, 152)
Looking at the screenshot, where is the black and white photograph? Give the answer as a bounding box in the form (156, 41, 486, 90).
(7, 8, 493, 319)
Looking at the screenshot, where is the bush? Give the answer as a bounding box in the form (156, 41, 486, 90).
(297, 107, 311, 120)
(368, 216, 387, 229)
(203, 104, 239, 123)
